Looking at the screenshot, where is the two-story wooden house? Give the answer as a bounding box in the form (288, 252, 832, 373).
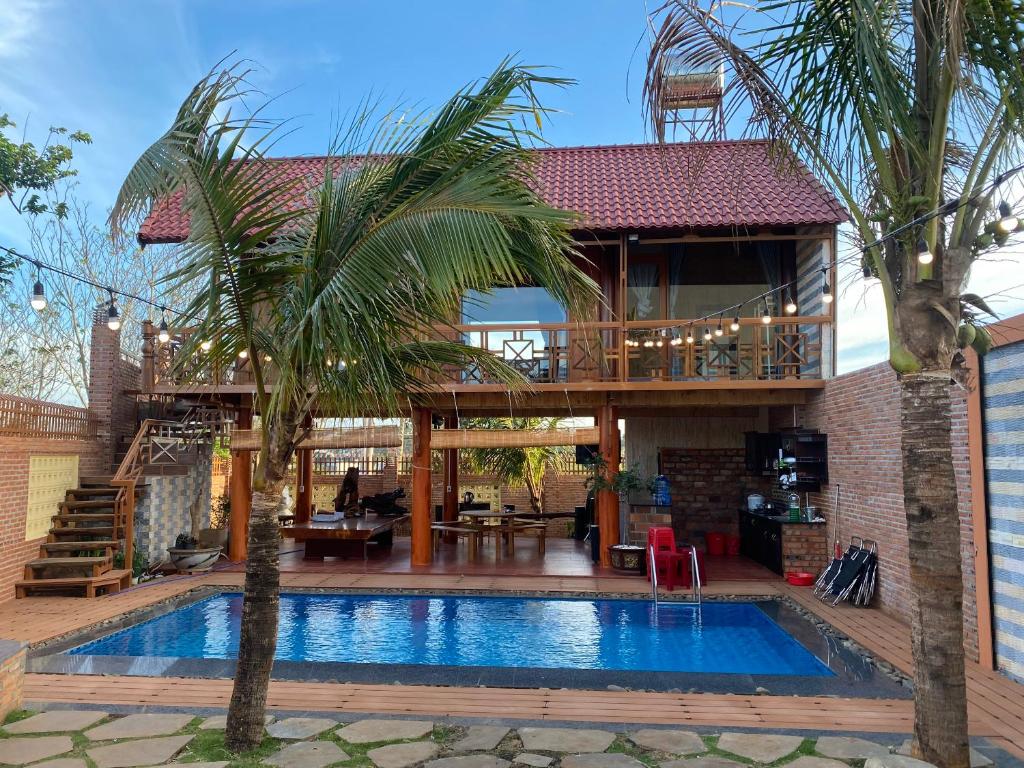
(136, 139, 846, 569)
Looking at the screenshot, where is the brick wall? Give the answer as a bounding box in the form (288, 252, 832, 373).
(781, 523, 829, 574)
(794, 361, 978, 659)
(0, 640, 26, 720)
(0, 436, 105, 601)
(660, 447, 764, 543)
(88, 321, 141, 469)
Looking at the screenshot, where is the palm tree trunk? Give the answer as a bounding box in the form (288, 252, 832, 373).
(224, 486, 281, 751)
(524, 469, 542, 514)
(900, 370, 970, 768)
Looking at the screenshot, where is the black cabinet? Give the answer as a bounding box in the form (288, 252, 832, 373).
(745, 430, 828, 489)
(744, 432, 781, 473)
(739, 510, 783, 575)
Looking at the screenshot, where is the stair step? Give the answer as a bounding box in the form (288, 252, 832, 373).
(15, 569, 130, 598)
(52, 513, 116, 522)
(49, 526, 115, 537)
(63, 499, 117, 510)
(41, 541, 118, 553)
(26, 557, 112, 578)
(66, 487, 119, 498)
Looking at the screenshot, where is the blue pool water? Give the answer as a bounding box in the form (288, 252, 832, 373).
(68, 593, 832, 676)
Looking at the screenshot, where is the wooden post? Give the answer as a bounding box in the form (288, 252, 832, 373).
(228, 405, 253, 562)
(141, 320, 155, 392)
(411, 406, 433, 566)
(442, 415, 459, 542)
(596, 403, 620, 567)
(295, 415, 313, 523)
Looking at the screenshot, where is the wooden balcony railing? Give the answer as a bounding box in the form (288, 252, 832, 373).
(140, 316, 829, 392)
(0, 395, 94, 440)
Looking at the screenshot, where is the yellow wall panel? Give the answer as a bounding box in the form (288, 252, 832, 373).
(25, 455, 78, 540)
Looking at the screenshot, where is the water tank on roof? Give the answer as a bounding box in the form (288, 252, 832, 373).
(655, 53, 725, 142)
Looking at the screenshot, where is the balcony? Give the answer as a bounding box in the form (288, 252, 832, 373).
(140, 316, 830, 394)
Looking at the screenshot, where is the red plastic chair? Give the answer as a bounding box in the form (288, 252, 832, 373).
(646, 526, 688, 591)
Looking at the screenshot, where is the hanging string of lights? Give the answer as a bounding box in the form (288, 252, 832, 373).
(3, 160, 1021, 349)
(0, 243, 178, 333)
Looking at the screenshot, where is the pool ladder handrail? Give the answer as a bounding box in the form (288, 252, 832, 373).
(648, 544, 702, 606)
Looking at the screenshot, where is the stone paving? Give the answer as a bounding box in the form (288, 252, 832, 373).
(0, 707, 1008, 768)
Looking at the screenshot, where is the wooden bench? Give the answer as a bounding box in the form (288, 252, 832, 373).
(503, 519, 547, 556)
(431, 522, 483, 559)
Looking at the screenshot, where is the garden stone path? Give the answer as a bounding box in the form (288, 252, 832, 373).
(85, 714, 194, 741)
(896, 739, 992, 767)
(0, 736, 75, 766)
(865, 756, 938, 768)
(451, 726, 511, 752)
(265, 717, 337, 740)
(815, 737, 890, 760)
(717, 732, 804, 763)
(366, 741, 440, 768)
(514, 755, 553, 767)
(426, 756, 511, 768)
(199, 714, 274, 730)
(518, 727, 615, 753)
(151, 763, 230, 768)
(3, 710, 108, 734)
(785, 758, 849, 768)
(629, 729, 706, 755)
(86, 735, 194, 768)
(30, 760, 88, 768)
(661, 758, 746, 768)
(337, 719, 435, 744)
(561, 754, 646, 768)
(264, 740, 349, 768)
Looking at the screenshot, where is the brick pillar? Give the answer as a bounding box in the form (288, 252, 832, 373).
(87, 313, 124, 471)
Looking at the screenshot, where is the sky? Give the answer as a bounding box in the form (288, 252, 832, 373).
(1, 0, 1022, 375)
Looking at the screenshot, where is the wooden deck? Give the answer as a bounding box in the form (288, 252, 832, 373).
(4, 570, 1023, 758)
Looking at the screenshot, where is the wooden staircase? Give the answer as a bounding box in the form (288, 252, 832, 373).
(16, 406, 227, 598)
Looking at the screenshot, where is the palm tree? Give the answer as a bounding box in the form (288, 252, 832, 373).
(111, 60, 599, 752)
(462, 417, 571, 513)
(645, 3, 1024, 766)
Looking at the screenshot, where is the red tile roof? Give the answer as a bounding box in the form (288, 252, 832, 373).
(137, 140, 846, 244)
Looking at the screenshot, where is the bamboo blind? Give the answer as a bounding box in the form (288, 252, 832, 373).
(0, 395, 94, 441)
(431, 426, 599, 449)
(230, 425, 402, 451)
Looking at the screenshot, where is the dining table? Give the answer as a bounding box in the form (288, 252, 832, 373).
(458, 509, 544, 556)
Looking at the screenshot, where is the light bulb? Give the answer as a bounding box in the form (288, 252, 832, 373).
(30, 280, 46, 311)
(997, 201, 1019, 233)
(822, 282, 834, 304)
(917, 239, 933, 265)
(643, 339, 655, 348)
(761, 305, 772, 324)
(200, 339, 212, 352)
(157, 315, 170, 344)
(238, 349, 249, 359)
(785, 295, 797, 314)
(107, 302, 121, 331)
(685, 329, 694, 344)
(714, 323, 724, 337)
(730, 317, 740, 332)
(703, 327, 712, 341)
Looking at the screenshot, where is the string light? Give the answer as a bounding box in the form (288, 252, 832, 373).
(821, 268, 834, 304)
(997, 202, 1019, 233)
(714, 316, 724, 337)
(916, 239, 933, 265)
(238, 349, 249, 359)
(730, 315, 740, 332)
(761, 301, 772, 325)
(703, 326, 712, 341)
(30, 265, 46, 312)
(685, 326, 694, 344)
(157, 311, 170, 344)
(200, 339, 212, 352)
(106, 295, 121, 332)
(784, 292, 797, 314)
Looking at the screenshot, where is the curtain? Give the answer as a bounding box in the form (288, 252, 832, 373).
(627, 263, 660, 320)
(756, 242, 782, 313)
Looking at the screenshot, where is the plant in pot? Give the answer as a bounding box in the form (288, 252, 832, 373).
(198, 493, 230, 549)
(168, 532, 222, 573)
(586, 458, 651, 547)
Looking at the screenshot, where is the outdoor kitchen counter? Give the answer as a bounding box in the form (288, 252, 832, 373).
(738, 509, 829, 575)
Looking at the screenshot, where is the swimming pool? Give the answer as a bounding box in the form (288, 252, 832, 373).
(67, 593, 832, 677)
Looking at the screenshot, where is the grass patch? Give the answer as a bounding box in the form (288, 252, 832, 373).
(2, 710, 36, 727)
(178, 730, 284, 767)
(607, 736, 660, 767)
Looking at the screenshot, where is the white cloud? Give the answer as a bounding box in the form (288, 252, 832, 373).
(0, 0, 46, 62)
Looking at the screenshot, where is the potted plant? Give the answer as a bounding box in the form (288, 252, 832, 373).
(586, 458, 651, 545)
(167, 532, 222, 573)
(198, 492, 230, 549)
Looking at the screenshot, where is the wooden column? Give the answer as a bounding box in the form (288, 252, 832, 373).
(411, 406, 433, 566)
(442, 415, 459, 542)
(228, 405, 253, 562)
(596, 403, 620, 567)
(295, 415, 313, 523)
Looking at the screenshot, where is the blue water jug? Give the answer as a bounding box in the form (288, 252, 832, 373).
(653, 474, 671, 506)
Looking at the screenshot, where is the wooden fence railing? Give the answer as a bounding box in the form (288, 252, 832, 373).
(0, 394, 94, 440)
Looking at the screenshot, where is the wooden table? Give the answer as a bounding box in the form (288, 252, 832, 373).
(458, 510, 545, 556)
(280, 514, 410, 560)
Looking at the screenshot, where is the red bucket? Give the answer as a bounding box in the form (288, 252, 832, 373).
(706, 531, 726, 556)
(786, 572, 816, 586)
(725, 534, 741, 557)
